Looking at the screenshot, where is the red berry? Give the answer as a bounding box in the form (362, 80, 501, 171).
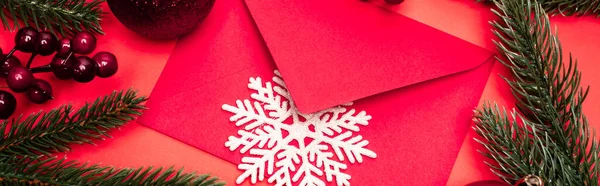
(0, 55, 22, 78)
(56, 38, 72, 57)
(15, 27, 38, 53)
(0, 90, 16, 119)
(51, 55, 74, 80)
(27, 79, 53, 104)
(34, 31, 58, 56)
(93, 52, 118, 78)
(72, 56, 96, 83)
(6, 66, 34, 93)
(71, 32, 96, 54)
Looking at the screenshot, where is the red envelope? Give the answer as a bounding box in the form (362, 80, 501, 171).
(244, 0, 494, 113)
(139, 0, 494, 185)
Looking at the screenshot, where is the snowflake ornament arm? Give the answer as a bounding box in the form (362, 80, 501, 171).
(313, 104, 371, 135)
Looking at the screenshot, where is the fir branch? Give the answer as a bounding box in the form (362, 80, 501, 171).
(474, 0, 600, 185)
(0, 0, 104, 37)
(0, 156, 224, 186)
(0, 89, 147, 158)
(478, 0, 600, 17)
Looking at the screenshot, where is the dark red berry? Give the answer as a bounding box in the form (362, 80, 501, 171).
(72, 56, 96, 83)
(71, 32, 96, 54)
(51, 55, 74, 80)
(27, 79, 53, 104)
(7, 66, 34, 93)
(384, 0, 404, 5)
(56, 38, 72, 57)
(15, 27, 38, 53)
(0, 90, 16, 119)
(34, 31, 58, 56)
(0, 55, 22, 78)
(92, 52, 118, 78)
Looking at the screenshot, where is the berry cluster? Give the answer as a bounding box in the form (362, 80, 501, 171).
(0, 27, 118, 119)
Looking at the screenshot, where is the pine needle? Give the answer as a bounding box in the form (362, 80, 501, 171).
(0, 0, 104, 37)
(477, 0, 600, 17)
(474, 0, 600, 185)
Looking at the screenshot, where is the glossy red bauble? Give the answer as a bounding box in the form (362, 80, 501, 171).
(106, 0, 215, 40)
(385, 0, 405, 5)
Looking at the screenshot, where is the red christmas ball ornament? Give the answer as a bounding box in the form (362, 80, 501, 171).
(106, 0, 216, 40)
(466, 180, 510, 186)
(385, 0, 405, 5)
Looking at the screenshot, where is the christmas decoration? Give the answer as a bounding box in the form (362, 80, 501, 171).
(71, 31, 97, 54)
(473, 0, 599, 185)
(466, 180, 510, 186)
(0, 55, 19, 77)
(106, 0, 216, 40)
(0, 0, 104, 37)
(477, 0, 600, 16)
(385, 0, 405, 5)
(26, 79, 52, 104)
(56, 38, 72, 57)
(223, 70, 376, 186)
(0, 89, 224, 185)
(6, 66, 34, 93)
(72, 56, 97, 83)
(466, 177, 544, 186)
(0, 27, 119, 118)
(93, 52, 119, 78)
(0, 90, 16, 119)
(515, 175, 543, 186)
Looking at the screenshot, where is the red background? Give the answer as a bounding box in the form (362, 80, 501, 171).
(1, 0, 599, 185)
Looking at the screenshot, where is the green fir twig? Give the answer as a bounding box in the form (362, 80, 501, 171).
(0, 156, 223, 186)
(0, 89, 146, 157)
(474, 0, 599, 185)
(0, 0, 104, 37)
(478, 0, 600, 17)
(0, 89, 225, 185)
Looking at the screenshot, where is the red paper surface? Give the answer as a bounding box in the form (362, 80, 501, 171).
(139, 0, 496, 185)
(0, 1, 594, 186)
(244, 0, 494, 113)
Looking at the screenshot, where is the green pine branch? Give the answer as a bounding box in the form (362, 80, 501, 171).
(478, 0, 600, 17)
(0, 0, 104, 37)
(0, 156, 223, 186)
(474, 0, 599, 185)
(0, 89, 225, 185)
(0, 89, 146, 157)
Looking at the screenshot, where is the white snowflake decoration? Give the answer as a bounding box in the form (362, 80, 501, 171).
(222, 70, 376, 186)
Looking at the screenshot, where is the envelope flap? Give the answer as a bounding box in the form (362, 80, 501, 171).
(245, 0, 494, 113)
